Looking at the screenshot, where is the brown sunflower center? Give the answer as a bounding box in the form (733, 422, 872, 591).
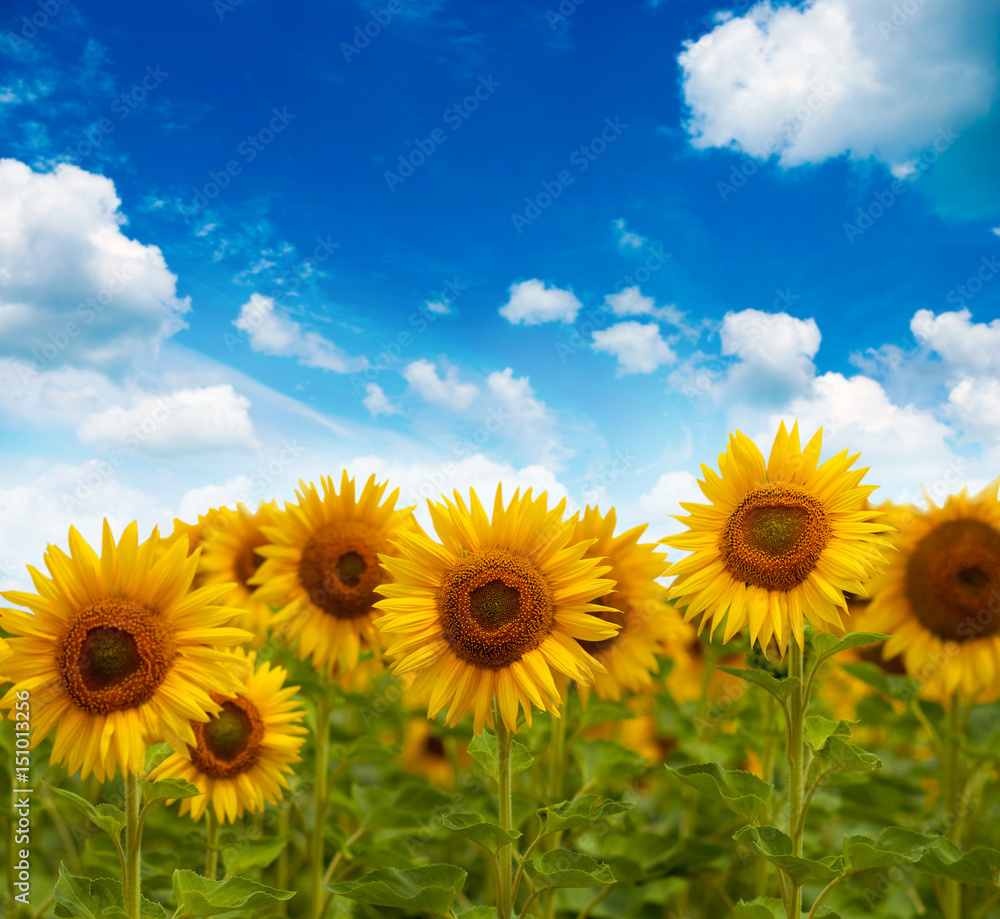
(424, 735, 447, 759)
(579, 596, 627, 656)
(59, 598, 175, 714)
(905, 519, 1000, 642)
(234, 541, 268, 589)
(721, 483, 832, 591)
(438, 548, 554, 669)
(189, 695, 265, 778)
(298, 524, 383, 619)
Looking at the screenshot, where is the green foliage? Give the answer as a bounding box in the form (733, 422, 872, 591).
(323, 864, 467, 914)
(666, 762, 773, 820)
(170, 870, 295, 916)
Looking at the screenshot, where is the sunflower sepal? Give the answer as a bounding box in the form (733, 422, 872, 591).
(170, 869, 295, 915)
(441, 812, 522, 855)
(46, 784, 126, 841)
(715, 664, 802, 705)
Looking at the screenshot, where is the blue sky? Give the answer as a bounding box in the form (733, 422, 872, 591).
(1, 0, 999, 590)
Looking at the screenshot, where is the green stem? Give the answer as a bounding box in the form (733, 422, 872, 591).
(543, 711, 567, 919)
(755, 693, 780, 899)
(205, 810, 220, 881)
(310, 691, 332, 919)
(497, 712, 514, 919)
(276, 802, 290, 916)
(124, 771, 142, 919)
(785, 640, 806, 919)
(943, 695, 964, 919)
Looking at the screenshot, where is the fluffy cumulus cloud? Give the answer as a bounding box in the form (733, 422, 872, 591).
(176, 475, 258, 523)
(631, 469, 704, 540)
(592, 321, 677, 375)
(719, 309, 821, 403)
(402, 358, 479, 410)
(361, 382, 401, 418)
(0, 159, 191, 369)
(486, 368, 547, 420)
(678, 0, 1000, 168)
(76, 384, 259, 455)
(499, 279, 582, 325)
(0, 461, 171, 594)
(233, 294, 368, 373)
(604, 286, 692, 331)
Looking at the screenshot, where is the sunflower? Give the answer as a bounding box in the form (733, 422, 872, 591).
(150, 650, 307, 822)
(570, 506, 672, 701)
(167, 509, 218, 555)
(865, 484, 1000, 701)
(249, 472, 417, 679)
(663, 422, 890, 654)
(195, 501, 279, 639)
(374, 486, 619, 734)
(0, 522, 251, 782)
(662, 624, 747, 706)
(398, 717, 460, 787)
(0, 637, 9, 664)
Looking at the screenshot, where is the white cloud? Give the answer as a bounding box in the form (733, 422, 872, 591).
(0, 159, 191, 369)
(499, 279, 582, 325)
(632, 469, 704, 541)
(176, 475, 257, 522)
(678, 0, 999, 168)
(947, 377, 1000, 432)
(719, 309, 821, 403)
(911, 307, 1000, 376)
(592, 321, 677, 375)
(361, 382, 401, 418)
(233, 293, 367, 373)
(0, 461, 171, 594)
(486, 368, 547, 420)
(425, 300, 452, 315)
(612, 217, 647, 249)
(603, 286, 694, 332)
(402, 358, 479, 410)
(76, 384, 258, 455)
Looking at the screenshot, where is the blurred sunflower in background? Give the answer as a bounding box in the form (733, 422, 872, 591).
(398, 717, 461, 787)
(866, 483, 1000, 701)
(664, 421, 890, 654)
(166, 507, 221, 556)
(375, 486, 619, 734)
(570, 506, 672, 701)
(0, 522, 251, 781)
(249, 472, 416, 679)
(151, 650, 307, 822)
(0, 637, 9, 663)
(195, 501, 279, 639)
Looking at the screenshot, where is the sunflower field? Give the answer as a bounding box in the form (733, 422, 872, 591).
(4, 421, 1000, 919)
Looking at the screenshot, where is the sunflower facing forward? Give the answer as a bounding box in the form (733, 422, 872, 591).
(195, 501, 279, 639)
(0, 522, 251, 782)
(150, 650, 307, 822)
(664, 422, 890, 653)
(249, 472, 417, 679)
(866, 483, 1000, 701)
(374, 486, 619, 734)
(571, 506, 673, 701)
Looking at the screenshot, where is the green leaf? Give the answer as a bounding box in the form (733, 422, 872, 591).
(455, 909, 497, 919)
(573, 698, 636, 730)
(734, 826, 844, 884)
(811, 631, 892, 663)
(665, 763, 773, 821)
(521, 850, 616, 890)
(330, 734, 401, 766)
(716, 665, 800, 703)
(916, 843, 1000, 889)
(222, 836, 290, 876)
(324, 864, 467, 914)
(814, 734, 882, 774)
(140, 776, 201, 806)
(53, 864, 166, 918)
(171, 870, 295, 916)
(441, 813, 521, 855)
(842, 827, 943, 873)
(47, 784, 126, 840)
(467, 730, 533, 781)
(733, 899, 783, 919)
(804, 716, 851, 752)
(573, 739, 646, 784)
(538, 795, 633, 835)
(144, 742, 173, 774)
(839, 662, 919, 701)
